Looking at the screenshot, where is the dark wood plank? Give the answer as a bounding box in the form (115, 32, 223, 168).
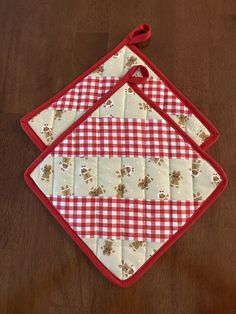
(0, 0, 235, 313)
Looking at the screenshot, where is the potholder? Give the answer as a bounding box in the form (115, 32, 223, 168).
(24, 66, 227, 287)
(21, 24, 219, 151)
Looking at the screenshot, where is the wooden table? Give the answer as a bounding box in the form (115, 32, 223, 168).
(0, 1, 235, 313)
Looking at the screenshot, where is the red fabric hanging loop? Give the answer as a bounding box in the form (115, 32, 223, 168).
(126, 24, 151, 45)
(127, 65, 149, 84)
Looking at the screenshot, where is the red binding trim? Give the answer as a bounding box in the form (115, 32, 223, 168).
(127, 65, 149, 84)
(20, 24, 219, 151)
(24, 66, 228, 288)
(127, 44, 220, 150)
(126, 24, 151, 44)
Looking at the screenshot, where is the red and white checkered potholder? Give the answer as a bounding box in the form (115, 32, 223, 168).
(24, 66, 227, 287)
(21, 24, 219, 152)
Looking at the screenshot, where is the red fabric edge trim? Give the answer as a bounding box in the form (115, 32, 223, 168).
(128, 45, 220, 150)
(20, 30, 219, 152)
(24, 72, 228, 288)
(20, 32, 132, 151)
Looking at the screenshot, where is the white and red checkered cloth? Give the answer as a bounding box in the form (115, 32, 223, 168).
(50, 196, 201, 242)
(53, 117, 200, 159)
(49, 77, 118, 111)
(48, 77, 191, 116)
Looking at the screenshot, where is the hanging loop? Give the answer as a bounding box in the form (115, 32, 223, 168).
(126, 24, 151, 45)
(127, 65, 149, 84)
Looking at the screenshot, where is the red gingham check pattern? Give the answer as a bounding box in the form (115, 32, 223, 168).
(49, 76, 118, 111)
(48, 77, 192, 116)
(49, 196, 201, 242)
(53, 117, 200, 159)
(139, 78, 192, 116)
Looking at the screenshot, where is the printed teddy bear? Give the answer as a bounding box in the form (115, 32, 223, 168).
(101, 240, 115, 256)
(103, 99, 114, 108)
(119, 260, 135, 278)
(177, 115, 189, 129)
(129, 241, 145, 252)
(79, 165, 93, 184)
(61, 185, 73, 196)
(41, 124, 53, 142)
(125, 56, 137, 68)
(189, 159, 202, 177)
(197, 130, 209, 143)
(138, 175, 153, 190)
(138, 102, 152, 111)
(211, 173, 221, 185)
(116, 165, 134, 178)
(158, 190, 169, 200)
(41, 164, 52, 181)
(59, 157, 72, 171)
(114, 184, 127, 198)
(148, 158, 164, 166)
(193, 192, 202, 201)
(169, 170, 183, 188)
(89, 186, 106, 197)
(54, 109, 65, 120)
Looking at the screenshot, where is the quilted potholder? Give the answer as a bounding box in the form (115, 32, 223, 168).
(21, 24, 219, 151)
(24, 66, 227, 287)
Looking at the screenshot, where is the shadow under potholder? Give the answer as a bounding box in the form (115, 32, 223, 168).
(21, 24, 219, 151)
(24, 66, 227, 287)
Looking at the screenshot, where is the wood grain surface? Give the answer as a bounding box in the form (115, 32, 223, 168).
(0, 1, 235, 313)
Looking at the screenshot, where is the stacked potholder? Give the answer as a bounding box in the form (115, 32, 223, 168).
(21, 24, 219, 151)
(21, 25, 227, 287)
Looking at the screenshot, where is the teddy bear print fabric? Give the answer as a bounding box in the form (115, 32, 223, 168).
(27, 45, 211, 149)
(28, 81, 223, 282)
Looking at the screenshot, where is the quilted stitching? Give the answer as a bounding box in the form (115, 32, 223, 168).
(27, 46, 211, 147)
(28, 79, 223, 282)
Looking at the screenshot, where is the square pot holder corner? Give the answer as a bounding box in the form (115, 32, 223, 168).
(24, 65, 228, 287)
(20, 24, 219, 152)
